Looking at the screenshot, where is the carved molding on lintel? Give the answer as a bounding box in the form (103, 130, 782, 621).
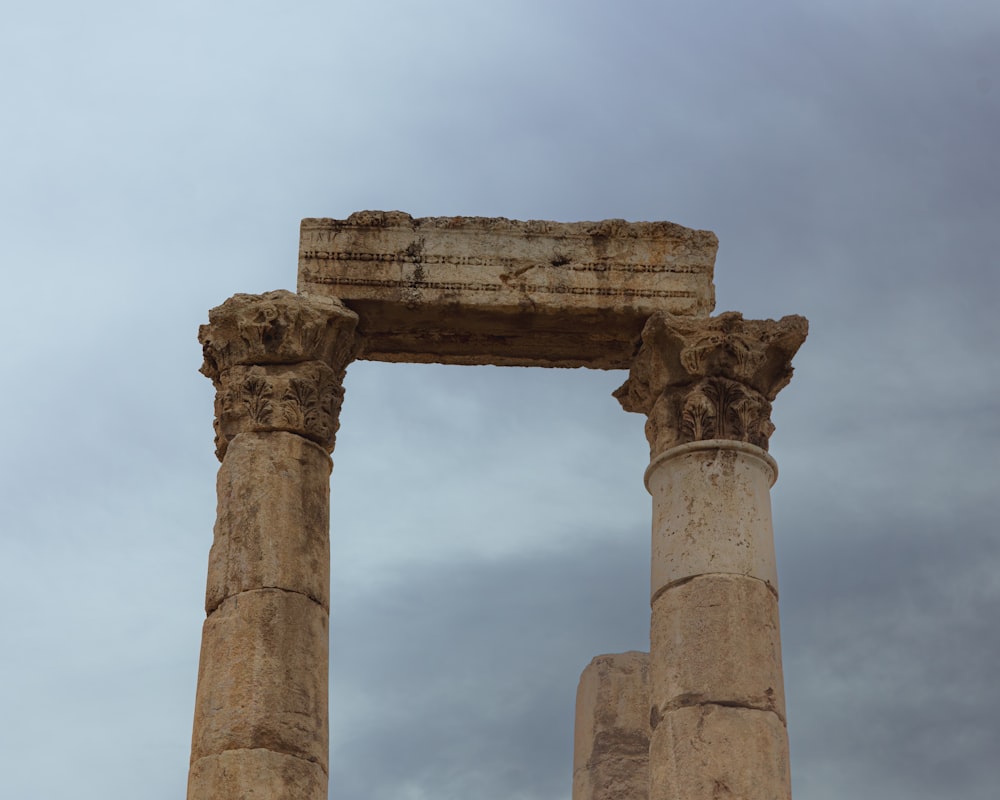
(615, 311, 808, 457)
(199, 291, 359, 459)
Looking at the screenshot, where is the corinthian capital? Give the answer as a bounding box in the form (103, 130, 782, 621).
(199, 290, 358, 377)
(199, 291, 359, 459)
(614, 312, 807, 457)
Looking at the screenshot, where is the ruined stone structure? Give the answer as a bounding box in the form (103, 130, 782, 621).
(189, 211, 807, 800)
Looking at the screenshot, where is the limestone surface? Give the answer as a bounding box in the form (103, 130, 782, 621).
(191, 290, 350, 800)
(646, 442, 779, 599)
(199, 290, 358, 458)
(206, 431, 332, 613)
(615, 312, 805, 800)
(573, 652, 650, 800)
(649, 704, 790, 800)
(298, 211, 717, 368)
(189, 241, 808, 800)
(187, 749, 327, 800)
(190, 589, 329, 769)
(199, 289, 358, 374)
(650, 574, 785, 720)
(615, 311, 808, 455)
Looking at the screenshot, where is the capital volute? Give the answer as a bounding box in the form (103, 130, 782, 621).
(198, 291, 360, 459)
(615, 311, 807, 457)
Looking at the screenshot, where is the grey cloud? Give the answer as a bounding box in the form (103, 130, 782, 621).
(329, 535, 649, 800)
(781, 508, 1000, 800)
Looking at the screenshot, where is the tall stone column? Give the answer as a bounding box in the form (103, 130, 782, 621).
(188, 290, 358, 800)
(615, 311, 807, 800)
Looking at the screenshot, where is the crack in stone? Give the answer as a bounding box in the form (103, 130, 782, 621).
(259, 585, 326, 607)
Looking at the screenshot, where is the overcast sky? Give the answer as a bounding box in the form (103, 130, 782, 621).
(1, 1, 998, 798)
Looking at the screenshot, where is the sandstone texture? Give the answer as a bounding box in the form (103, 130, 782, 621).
(298, 211, 717, 368)
(573, 652, 650, 800)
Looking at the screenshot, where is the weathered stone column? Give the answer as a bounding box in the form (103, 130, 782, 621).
(615, 311, 807, 800)
(188, 290, 358, 800)
(573, 652, 650, 800)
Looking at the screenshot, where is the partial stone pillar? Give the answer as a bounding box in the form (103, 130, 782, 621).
(188, 290, 358, 800)
(615, 311, 807, 800)
(573, 652, 650, 800)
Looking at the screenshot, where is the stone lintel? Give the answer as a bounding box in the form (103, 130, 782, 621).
(298, 211, 718, 369)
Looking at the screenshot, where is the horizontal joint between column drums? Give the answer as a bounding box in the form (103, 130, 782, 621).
(650, 572, 779, 607)
(222, 430, 334, 463)
(190, 747, 330, 775)
(653, 697, 787, 727)
(206, 586, 330, 614)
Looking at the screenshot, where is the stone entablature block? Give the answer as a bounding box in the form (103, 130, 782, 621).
(298, 211, 718, 369)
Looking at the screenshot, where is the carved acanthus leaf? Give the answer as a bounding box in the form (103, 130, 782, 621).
(240, 375, 274, 425)
(212, 362, 345, 459)
(616, 311, 806, 456)
(199, 291, 359, 459)
(680, 378, 773, 449)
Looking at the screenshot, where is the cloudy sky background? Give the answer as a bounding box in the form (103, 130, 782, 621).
(2, 1, 998, 798)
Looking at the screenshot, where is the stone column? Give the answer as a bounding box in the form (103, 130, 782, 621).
(573, 652, 650, 800)
(188, 290, 358, 800)
(615, 311, 808, 800)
